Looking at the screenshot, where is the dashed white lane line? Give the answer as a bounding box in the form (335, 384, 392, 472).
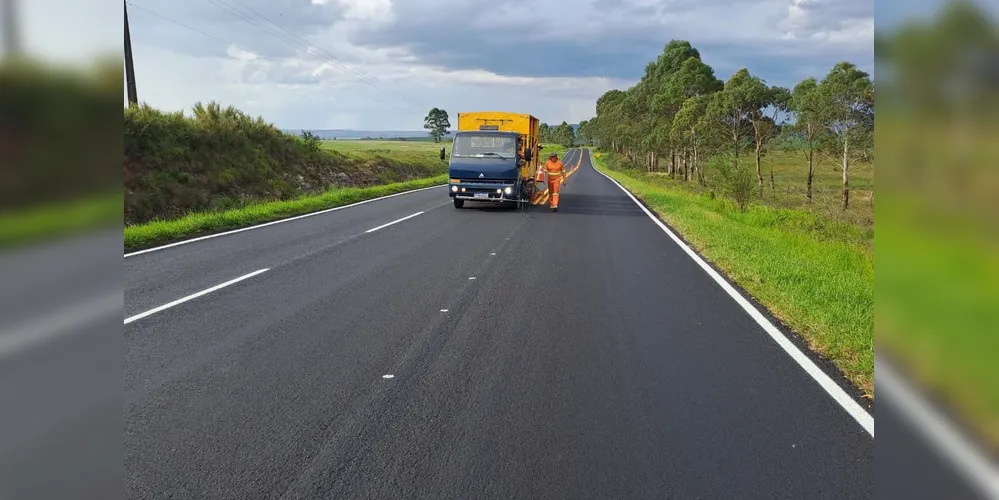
(489, 252, 496, 256)
(0, 290, 120, 359)
(440, 309, 449, 312)
(124, 185, 445, 258)
(382, 374, 395, 379)
(124, 268, 270, 325)
(365, 211, 425, 233)
(468, 277, 476, 280)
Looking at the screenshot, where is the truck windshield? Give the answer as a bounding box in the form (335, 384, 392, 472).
(452, 134, 516, 159)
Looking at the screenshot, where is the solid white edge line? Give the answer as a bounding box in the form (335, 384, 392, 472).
(364, 211, 425, 233)
(124, 268, 269, 325)
(124, 184, 446, 258)
(0, 291, 121, 358)
(876, 356, 999, 498)
(587, 150, 875, 437)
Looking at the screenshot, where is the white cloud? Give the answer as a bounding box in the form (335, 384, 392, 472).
(107, 0, 874, 129)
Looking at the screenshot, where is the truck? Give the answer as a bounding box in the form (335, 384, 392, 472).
(442, 111, 543, 208)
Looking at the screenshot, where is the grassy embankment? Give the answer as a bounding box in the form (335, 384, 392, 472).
(123, 104, 451, 252)
(877, 115, 999, 448)
(0, 59, 120, 248)
(591, 150, 875, 396)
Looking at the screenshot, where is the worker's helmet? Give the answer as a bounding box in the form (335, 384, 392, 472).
(549, 152, 558, 159)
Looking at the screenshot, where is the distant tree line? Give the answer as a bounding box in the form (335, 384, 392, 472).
(539, 121, 575, 147)
(580, 39, 873, 209)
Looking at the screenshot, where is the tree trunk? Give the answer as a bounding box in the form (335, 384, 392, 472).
(806, 137, 814, 203)
(755, 140, 764, 197)
(694, 145, 704, 186)
(769, 157, 775, 198)
(842, 132, 850, 210)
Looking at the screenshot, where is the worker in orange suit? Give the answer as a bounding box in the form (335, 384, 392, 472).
(544, 152, 567, 212)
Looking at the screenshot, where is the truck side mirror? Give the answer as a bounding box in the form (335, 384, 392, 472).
(539, 144, 544, 150)
(524, 149, 533, 162)
(440, 147, 446, 161)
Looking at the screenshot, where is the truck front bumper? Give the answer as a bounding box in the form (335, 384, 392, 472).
(449, 180, 522, 202)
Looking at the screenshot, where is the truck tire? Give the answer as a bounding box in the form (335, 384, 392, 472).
(453, 198, 464, 209)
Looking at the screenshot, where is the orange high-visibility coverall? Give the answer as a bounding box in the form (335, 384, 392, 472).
(544, 157, 566, 210)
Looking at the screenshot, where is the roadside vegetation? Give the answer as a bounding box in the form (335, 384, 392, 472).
(0, 59, 120, 248)
(125, 103, 448, 227)
(592, 152, 873, 394)
(577, 39, 875, 396)
(124, 175, 446, 252)
(874, 2, 999, 449)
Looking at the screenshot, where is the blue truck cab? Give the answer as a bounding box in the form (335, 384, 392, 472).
(445, 112, 542, 209)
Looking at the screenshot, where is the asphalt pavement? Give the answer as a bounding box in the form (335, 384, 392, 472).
(121, 149, 978, 499)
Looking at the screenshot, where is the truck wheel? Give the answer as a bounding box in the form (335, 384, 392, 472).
(453, 198, 464, 209)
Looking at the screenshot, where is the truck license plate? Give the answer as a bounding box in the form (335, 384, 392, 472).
(474, 192, 489, 199)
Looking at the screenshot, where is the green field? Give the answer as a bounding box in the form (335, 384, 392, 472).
(592, 150, 874, 396)
(322, 139, 569, 160)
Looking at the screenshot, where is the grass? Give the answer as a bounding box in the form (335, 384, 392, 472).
(124, 174, 447, 252)
(0, 191, 121, 249)
(592, 151, 874, 396)
(875, 115, 999, 449)
(124, 139, 570, 252)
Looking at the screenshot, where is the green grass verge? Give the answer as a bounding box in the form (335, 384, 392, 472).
(592, 151, 874, 396)
(0, 191, 121, 249)
(124, 175, 447, 252)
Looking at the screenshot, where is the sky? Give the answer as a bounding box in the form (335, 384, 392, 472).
(20, 0, 952, 130)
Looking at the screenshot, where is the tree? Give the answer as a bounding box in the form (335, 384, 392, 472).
(748, 85, 790, 196)
(576, 119, 591, 145)
(705, 69, 760, 170)
(553, 121, 575, 147)
(423, 108, 451, 142)
(670, 94, 712, 185)
(787, 77, 825, 202)
(817, 62, 873, 209)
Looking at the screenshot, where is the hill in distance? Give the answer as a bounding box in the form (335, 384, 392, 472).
(284, 124, 580, 141)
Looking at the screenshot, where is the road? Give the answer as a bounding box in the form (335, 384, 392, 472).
(120, 149, 969, 499)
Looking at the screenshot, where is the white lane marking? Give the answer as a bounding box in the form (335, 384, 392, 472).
(590, 151, 874, 437)
(364, 211, 424, 233)
(468, 277, 476, 280)
(877, 356, 999, 498)
(0, 291, 120, 359)
(440, 309, 449, 312)
(125, 185, 446, 258)
(382, 374, 395, 379)
(489, 252, 496, 256)
(124, 268, 269, 325)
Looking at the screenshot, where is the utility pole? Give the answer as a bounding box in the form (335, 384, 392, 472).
(124, 0, 138, 106)
(1, 0, 20, 58)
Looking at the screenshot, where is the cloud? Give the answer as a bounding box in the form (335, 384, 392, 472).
(111, 0, 873, 129)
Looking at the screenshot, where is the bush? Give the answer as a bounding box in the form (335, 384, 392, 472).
(0, 59, 120, 211)
(710, 154, 756, 212)
(300, 130, 322, 152)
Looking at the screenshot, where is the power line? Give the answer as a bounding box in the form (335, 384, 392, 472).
(125, 2, 401, 107)
(217, 0, 429, 107)
(208, 0, 430, 109)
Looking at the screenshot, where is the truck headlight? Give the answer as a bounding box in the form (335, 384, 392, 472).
(504, 187, 513, 195)
(451, 186, 458, 192)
